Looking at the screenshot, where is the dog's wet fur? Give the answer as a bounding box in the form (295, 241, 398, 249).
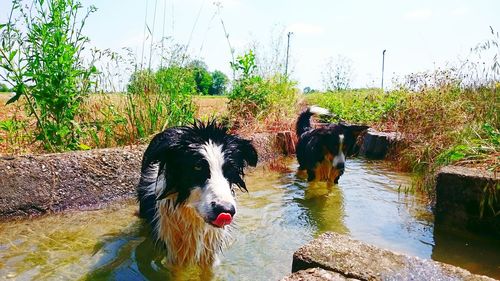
(137, 120, 257, 267)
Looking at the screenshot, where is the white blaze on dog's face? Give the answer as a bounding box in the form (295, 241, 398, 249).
(190, 140, 236, 228)
(332, 134, 346, 169)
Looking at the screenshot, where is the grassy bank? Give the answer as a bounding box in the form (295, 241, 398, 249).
(305, 85, 499, 192)
(305, 89, 403, 125)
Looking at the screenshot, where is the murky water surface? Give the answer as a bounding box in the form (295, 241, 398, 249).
(1, 159, 499, 280)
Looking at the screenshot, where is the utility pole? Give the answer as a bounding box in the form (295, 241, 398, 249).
(285, 32, 293, 76)
(381, 49, 386, 90)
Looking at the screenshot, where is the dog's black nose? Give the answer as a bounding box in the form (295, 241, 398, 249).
(211, 201, 236, 216)
(336, 162, 345, 170)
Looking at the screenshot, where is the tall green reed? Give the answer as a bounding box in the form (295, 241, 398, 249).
(0, 0, 97, 151)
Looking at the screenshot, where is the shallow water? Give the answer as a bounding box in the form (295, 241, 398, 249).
(1, 159, 499, 280)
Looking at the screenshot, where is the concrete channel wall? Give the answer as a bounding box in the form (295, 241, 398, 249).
(0, 146, 144, 219)
(359, 129, 402, 160)
(435, 166, 500, 236)
(0, 132, 281, 220)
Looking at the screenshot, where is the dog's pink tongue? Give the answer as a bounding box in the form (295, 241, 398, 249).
(213, 213, 232, 227)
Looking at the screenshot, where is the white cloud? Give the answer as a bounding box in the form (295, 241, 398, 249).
(404, 9, 433, 21)
(286, 22, 324, 35)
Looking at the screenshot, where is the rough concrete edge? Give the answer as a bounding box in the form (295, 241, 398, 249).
(0, 145, 145, 221)
(291, 232, 496, 281)
(0, 132, 284, 221)
(359, 129, 402, 160)
(438, 165, 500, 181)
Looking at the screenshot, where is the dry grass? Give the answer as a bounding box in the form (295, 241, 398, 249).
(0, 93, 16, 119)
(192, 95, 228, 120)
(381, 85, 499, 192)
(0, 94, 233, 155)
(303, 84, 499, 193)
(0, 93, 37, 155)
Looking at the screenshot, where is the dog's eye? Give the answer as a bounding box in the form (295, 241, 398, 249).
(193, 160, 207, 172)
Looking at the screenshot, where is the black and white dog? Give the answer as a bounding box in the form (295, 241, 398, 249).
(296, 106, 368, 185)
(137, 120, 257, 267)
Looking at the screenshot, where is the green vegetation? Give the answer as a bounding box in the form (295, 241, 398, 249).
(190, 60, 213, 95)
(189, 60, 228, 96)
(305, 89, 403, 124)
(0, 0, 228, 151)
(125, 66, 196, 141)
(0, 83, 10, 92)
(228, 50, 298, 127)
(210, 70, 229, 95)
(0, 0, 97, 151)
(388, 84, 499, 190)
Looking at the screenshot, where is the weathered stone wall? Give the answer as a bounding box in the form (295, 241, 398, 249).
(359, 129, 401, 159)
(285, 232, 495, 281)
(0, 146, 145, 219)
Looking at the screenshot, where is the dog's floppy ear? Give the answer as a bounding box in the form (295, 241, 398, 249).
(237, 138, 258, 167)
(155, 160, 177, 201)
(141, 131, 184, 201)
(342, 124, 370, 139)
(340, 123, 370, 156)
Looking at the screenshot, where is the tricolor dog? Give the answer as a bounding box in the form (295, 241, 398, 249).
(137, 120, 257, 267)
(295, 106, 368, 185)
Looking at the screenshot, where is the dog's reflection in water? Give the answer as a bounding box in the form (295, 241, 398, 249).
(296, 166, 342, 191)
(295, 172, 349, 235)
(135, 232, 215, 280)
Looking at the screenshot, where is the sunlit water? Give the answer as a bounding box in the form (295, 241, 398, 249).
(1, 159, 499, 280)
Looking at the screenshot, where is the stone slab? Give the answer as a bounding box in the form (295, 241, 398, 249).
(292, 232, 495, 281)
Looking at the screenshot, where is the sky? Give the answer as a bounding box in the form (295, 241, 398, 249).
(1, 0, 499, 90)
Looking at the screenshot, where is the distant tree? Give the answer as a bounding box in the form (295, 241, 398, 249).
(189, 60, 213, 95)
(303, 86, 312, 94)
(210, 70, 228, 95)
(322, 55, 354, 91)
(188, 59, 208, 70)
(0, 83, 10, 92)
